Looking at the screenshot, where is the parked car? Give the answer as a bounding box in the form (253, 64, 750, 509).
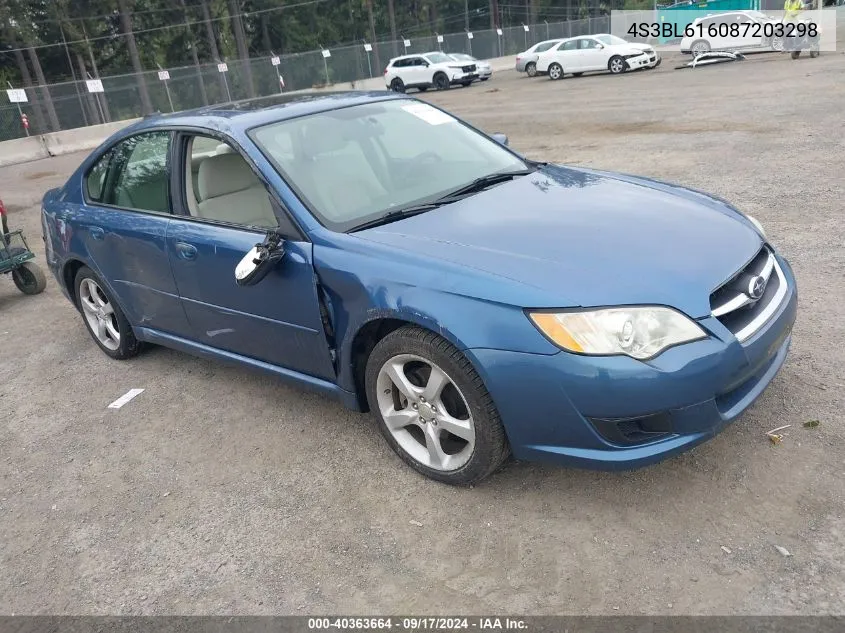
(515, 39, 564, 76)
(384, 52, 477, 92)
(680, 10, 786, 56)
(42, 93, 796, 485)
(538, 35, 659, 79)
(448, 53, 492, 81)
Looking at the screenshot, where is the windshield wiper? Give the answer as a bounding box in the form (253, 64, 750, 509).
(349, 203, 442, 232)
(348, 168, 536, 233)
(434, 168, 535, 203)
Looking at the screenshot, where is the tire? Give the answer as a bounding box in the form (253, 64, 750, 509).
(525, 62, 537, 77)
(433, 72, 450, 90)
(791, 50, 801, 59)
(771, 36, 785, 52)
(690, 40, 711, 57)
(365, 325, 510, 485)
(572, 72, 584, 77)
(548, 63, 563, 80)
(390, 78, 405, 93)
(74, 266, 141, 360)
(12, 261, 46, 295)
(480, 77, 489, 81)
(608, 55, 627, 74)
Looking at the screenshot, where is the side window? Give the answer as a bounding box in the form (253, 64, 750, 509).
(106, 131, 171, 213)
(561, 40, 579, 51)
(535, 41, 557, 53)
(85, 151, 111, 202)
(580, 39, 600, 49)
(393, 59, 407, 68)
(184, 135, 278, 229)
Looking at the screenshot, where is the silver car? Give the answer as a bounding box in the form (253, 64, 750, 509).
(515, 39, 564, 76)
(449, 53, 492, 81)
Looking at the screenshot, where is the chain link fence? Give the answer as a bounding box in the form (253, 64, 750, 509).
(1, 15, 612, 142)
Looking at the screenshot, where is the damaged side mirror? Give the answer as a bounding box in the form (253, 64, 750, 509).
(235, 230, 286, 287)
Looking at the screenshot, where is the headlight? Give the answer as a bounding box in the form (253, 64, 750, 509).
(528, 307, 706, 360)
(747, 215, 766, 238)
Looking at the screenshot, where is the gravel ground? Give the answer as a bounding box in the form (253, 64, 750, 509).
(1, 49, 843, 616)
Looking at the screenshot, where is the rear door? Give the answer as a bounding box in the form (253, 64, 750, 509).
(77, 130, 190, 336)
(557, 39, 582, 71)
(165, 131, 335, 380)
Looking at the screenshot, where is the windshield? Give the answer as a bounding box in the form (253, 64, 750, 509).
(425, 52, 452, 64)
(450, 53, 474, 61)
(251, 99, 528, 232)
(596, 34, 629, 46)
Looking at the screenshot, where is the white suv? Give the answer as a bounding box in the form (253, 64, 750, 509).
(384, 52, 478, 93)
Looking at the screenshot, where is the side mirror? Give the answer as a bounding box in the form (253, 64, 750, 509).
(491, 133, 509, 146)
(235, 231, 286, 286)
(596, 43, 604, 49)
(422, 61, 430, 67)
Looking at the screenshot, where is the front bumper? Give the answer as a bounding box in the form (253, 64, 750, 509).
(451, 73, 478, 84)
(466, 254, 797, 470)
(626, 54, 653, 70)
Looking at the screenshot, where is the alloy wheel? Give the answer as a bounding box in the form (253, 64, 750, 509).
(376, 354, 475, 472)
(79, 278, 120, 351)
(610, 58, 625, 73)
(549, 64, 562, 80)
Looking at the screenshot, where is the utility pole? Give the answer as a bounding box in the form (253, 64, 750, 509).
(465, 0, 470, 31)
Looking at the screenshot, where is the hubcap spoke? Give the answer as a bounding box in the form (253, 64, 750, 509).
(424, 425, 448, 469)
(96, 318, 108, 341)
(101, 302, 114, 317)
(80, 294, 98, 314)
(422, 366, 449, 403)
(385, 361, 419, 402)
(383, 407, 418, 431)
(437, 412, 474, 443)
(105, 319, 120, 343)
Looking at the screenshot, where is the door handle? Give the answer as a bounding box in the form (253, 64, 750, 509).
(175, 241, 198, 260)
(90, 226, 105, 241)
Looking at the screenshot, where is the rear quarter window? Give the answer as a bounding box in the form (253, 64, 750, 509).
(85, 151, 111, 202)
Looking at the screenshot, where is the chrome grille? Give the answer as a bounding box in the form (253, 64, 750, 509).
(710, 246, 787, 343)
(462, 64, 476, 72)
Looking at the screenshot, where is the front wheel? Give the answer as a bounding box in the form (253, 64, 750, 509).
(74, 266, 141, 360)
(365, 326, 510, 485)
(771, 35, 785, 51)
(548, 63, 563, 80)
(12, 261, 46, 295)
(525, 62, 537, 77)
(608, 55, 627, 74)
(433, 73, 450, 90)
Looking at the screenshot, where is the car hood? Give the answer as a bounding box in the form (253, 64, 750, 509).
(356, 166, 762, 318)
(629, 43, 655, 52)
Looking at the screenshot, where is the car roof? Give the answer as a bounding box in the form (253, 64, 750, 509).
(120, 91, 406, 135)
(389, 52, 443, 62)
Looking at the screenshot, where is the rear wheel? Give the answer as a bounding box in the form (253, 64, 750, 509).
(525, 62, 537, 77)
(608, 55, 627, 74)
(690, 39, 711, 57)
(433, 72, 450, 90)
(365, 326, 509, 485)
(12, 262, 46, 295)
(74, 266, 141, 360)
(548, 63, 563, 80)
(390, 78, 405, 93)
(791, 50, 801, 59)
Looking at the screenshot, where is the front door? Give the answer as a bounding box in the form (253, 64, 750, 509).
(166, 133, 336, 380)
(579, 38, 607, 71)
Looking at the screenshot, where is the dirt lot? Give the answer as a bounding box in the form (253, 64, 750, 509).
(1, 50, 844, 616)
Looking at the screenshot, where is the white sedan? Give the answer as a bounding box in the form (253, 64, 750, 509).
(537, 34, 660, 79)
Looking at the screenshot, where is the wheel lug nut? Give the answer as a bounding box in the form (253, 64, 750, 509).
(412, 403, 418, 409)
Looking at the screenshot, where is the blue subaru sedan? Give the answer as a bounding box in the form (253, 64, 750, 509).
(41, 92, 796, 484)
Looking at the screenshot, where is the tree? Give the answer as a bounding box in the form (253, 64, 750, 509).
(117, 0, 153, 114)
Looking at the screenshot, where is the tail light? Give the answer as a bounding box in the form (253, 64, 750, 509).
(383, 67, 388, 75)
(0, 199, 6, 217)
